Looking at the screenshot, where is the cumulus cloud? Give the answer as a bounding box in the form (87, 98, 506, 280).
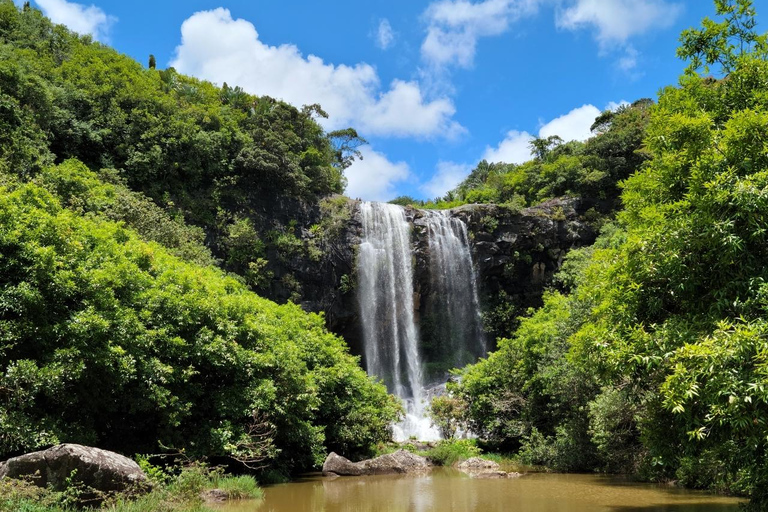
(556, 0, 681, 71)
(421, 0, 539, 69)
(34, 0, 115, 42)
(419, 0, 682, 74)
(539, 104, 601, 142)
(421, 161, 473, 198)
(482, 129, 534, 164)
(375, 19, 395, 50)
(171, 8, 462, 139)
(344, 147, 412, 201)
(483, 103, 612, 164)
(556, 0, 683, 48)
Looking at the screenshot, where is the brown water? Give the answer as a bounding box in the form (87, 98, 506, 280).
(217, 468, 744, 512)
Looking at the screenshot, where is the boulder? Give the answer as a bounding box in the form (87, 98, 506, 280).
(323, 450, 431, 476)
(457, 457, 500, 470)
(0, 444, 148, 494)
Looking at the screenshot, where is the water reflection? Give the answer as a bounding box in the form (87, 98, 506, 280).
(217, 469, 743, 512)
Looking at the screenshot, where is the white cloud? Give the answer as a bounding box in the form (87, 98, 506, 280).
(375, 19, 395, 50)
(419, 0, 682, 74)
(421, 161, 473, 198)
(421, 0, 539, 69)
(539, 104, 601, 142)
(605, 100, 630, 112)
(344, 147, 411, 201)
(34, 0, 116, 42)
(556, 0, 682, 50)
(482, 129, 534, 164)
(171, 8, 462, 139)
(483, 103, 610, 164)
(617, 45, 639, 72)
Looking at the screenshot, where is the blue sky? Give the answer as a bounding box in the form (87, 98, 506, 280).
(20, 0, 741, 201)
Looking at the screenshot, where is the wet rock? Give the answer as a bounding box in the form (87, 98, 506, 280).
(323, 450, 432, 476)
(0, 444, 148, 494)
(201, 488, 229, 503)
(471, 471, 511, 479)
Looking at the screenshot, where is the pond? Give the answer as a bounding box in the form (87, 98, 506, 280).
(217, 468, 744, 512)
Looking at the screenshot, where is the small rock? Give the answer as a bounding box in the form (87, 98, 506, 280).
(201, 488, 229, 503)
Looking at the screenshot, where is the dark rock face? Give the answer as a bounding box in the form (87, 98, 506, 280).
(265, 197, 596, 369)
(407, 198, 596, 370)
(451, 198, 597, 342)
(322, 450, 432, 476)
(0, 444, 148, 493)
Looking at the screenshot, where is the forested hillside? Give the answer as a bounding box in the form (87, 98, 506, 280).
(0, 0, 399, 475)
(0, 0, 363, 312)
(434, 1, 768, 507)
(394, 98, 652, 219)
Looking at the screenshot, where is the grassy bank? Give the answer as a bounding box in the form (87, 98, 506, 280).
(0, 464, 263, 512)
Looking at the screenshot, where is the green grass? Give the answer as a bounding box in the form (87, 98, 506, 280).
(209, 475, 263, 500)
(0, 464, 263, 512)
(423, 439, 481, 466)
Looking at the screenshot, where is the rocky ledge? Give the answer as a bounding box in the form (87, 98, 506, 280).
(323, 450, 432, 476)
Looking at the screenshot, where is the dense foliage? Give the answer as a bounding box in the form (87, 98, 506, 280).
(0, 0, 363, 305)
(439, 0, 768, 507)
(0, 2, 399, 473)
(394, 98, 652, 216)
(0, 166, 400, 471)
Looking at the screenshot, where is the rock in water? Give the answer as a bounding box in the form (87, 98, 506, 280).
(457, 457, 500, 470)
(0, 444, 148, 493)
(323, 450, 431, 476)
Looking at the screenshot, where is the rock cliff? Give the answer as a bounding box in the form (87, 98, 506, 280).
(263, 197, 597, 368)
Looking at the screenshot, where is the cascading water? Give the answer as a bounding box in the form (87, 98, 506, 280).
(422, 211, 486, 372)
(357, 202, 437, 440)
(357, 202, 484, 441)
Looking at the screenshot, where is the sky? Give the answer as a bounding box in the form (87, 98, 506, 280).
(17, 0, 741, 201)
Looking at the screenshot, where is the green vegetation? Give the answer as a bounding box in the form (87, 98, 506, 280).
(0, 0, 401, 481)
(0, 0, 364, 303)
(424, 439, 482, 467)
(374, 439, 482, 467)
(434, 0, 768, 508)
(395, 99, 652, 217)
(0, 176, 400, 471)
(0, 463, 262, 512)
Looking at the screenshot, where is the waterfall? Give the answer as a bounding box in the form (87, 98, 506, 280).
(358, 202, 436, 440)
(357, 202, 483, 441)
(422, 211, 486, 373)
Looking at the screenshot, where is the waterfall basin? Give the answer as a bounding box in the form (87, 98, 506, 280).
(214, 468, 744, 512)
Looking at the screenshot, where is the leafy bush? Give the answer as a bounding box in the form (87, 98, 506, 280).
(0, 182, 400, 472)
(424, 439, 481, 466)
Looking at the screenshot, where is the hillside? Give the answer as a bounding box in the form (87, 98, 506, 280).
(0, 0, 399, 474)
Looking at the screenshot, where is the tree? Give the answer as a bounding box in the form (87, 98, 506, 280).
(148, 54, 156, 69)
(529, 135, 563, 161)
(328, 127, 367, 171)
(677, 0, 768, 75)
